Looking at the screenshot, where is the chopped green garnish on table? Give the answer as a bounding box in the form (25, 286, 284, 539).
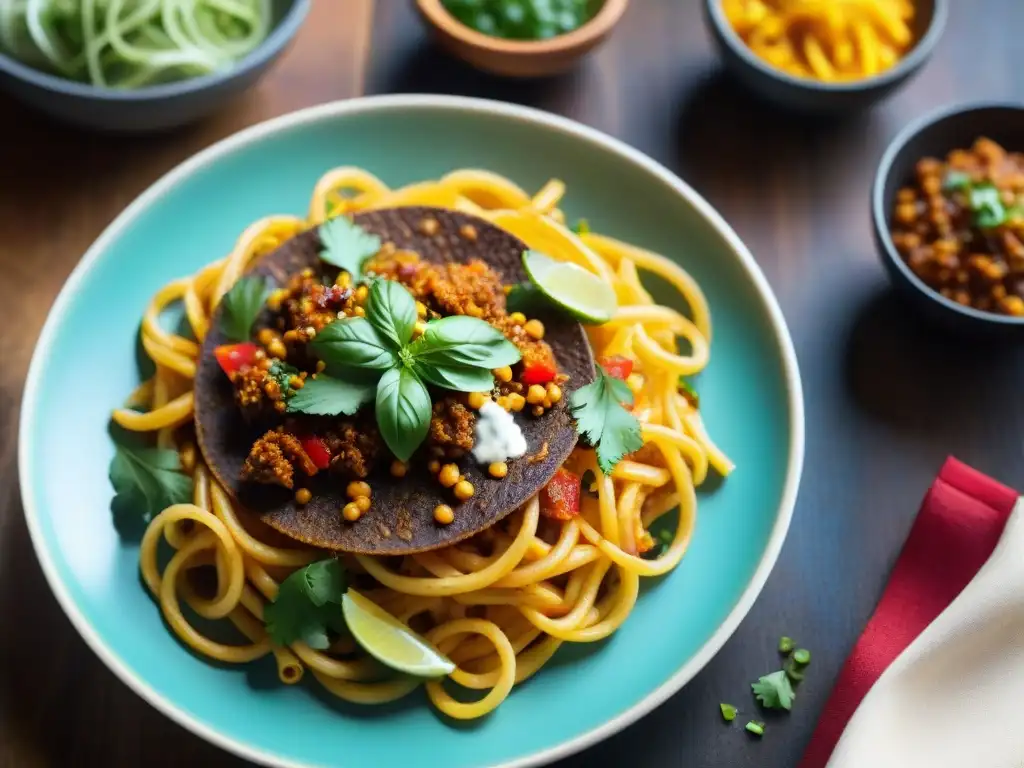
(778, 635, 794, 654)
(784, 657, 805, 682)
(720, 702, 737, 722)
(752, 669, 795, 711)
(792, 648, 811, 666)
(745, 721, 765, 737)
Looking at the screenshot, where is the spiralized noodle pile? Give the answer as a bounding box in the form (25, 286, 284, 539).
(112, 167, 734, 720)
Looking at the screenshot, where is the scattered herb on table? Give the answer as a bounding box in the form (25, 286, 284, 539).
(220, 275, 271, 342)
(263, 559, 348, 649)
(778, 635, 794, 654)
(745, 721, 765, 737)
(752, 669, 795, 711)
(720, 703, 737, 722)
(570, 365, 644, 473)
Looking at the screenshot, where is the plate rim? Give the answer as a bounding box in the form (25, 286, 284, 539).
(18, 94, 805, 768)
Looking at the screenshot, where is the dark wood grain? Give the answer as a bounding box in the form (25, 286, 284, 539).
(3, 1, 1024, 766)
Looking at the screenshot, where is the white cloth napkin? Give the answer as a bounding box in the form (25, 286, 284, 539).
(827, 500, 1024, 768)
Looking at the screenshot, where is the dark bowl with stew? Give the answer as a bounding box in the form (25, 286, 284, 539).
(703, 0, 948, 113)
(873, 102, 1024, 336)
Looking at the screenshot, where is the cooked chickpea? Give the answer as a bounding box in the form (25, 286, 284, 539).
(493, 365, 513, 383)
(428, 459, 441, 474)
(488, 462, 508, 479)
(355, 285, 369, 302)
(355, 496, 371, 513)
(496, 395, 511, 411)
(459, 224, 478, 241)
(258, 328, 277, 345)
(315, 360, 326, 373)
(434, 504, 455, 525)
(267, 339, 287, 359)
(336, 272, 352, 288)
(418, 217, 440, 236)
(454, 480, 475, 501)
(508, 312, 526, 325)
(342, 502, 362, 522)
(507, 393, 526, 412)
(390, 460, 407, 478)
(353, 306, 366, 317)
(347, 481, 371, 499)
(526, 384, 546, 405)
(467, 392, 487, 410)
(524, 319, 545, 340)
(531, 405, 545, 417)
(295, 488, 312, 505)
(439, 463, 460, 488)
(289, 376, 304, 390)
(546, 383, 562, 403)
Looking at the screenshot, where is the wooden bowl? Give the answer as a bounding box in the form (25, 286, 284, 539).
(415, 0, 629, 78)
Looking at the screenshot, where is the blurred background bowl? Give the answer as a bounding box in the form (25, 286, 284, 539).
(0, 0, 310, 133)
(415, 0, 629, 78)
(873, 102, 1024, 336)
(703, 0, 947, 113)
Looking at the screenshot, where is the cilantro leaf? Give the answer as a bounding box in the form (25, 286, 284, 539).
(109, 445, 193, 525)
(286, 374, 375, 416)
(268, 359, 300, 391)
(751, 670, 795, 711)
(263, 559, 348, 649)
(570, 367, 644, 474)
(317, 216, 382, 281)
(943, 170, 971, 192)
(679, 376, 699, 408)
(969, 183, 1007, 229)
(220, 275, 271, 342)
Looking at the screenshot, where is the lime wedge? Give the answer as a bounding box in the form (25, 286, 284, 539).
(522, 249, 617, 324)
(342, 590, 455, 678)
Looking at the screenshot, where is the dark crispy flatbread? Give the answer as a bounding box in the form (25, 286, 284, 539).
(194, 206, 595, 555)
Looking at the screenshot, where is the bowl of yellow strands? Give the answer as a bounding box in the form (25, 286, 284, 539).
(0, 0, 310, 132)
(704, 0, 948, 112)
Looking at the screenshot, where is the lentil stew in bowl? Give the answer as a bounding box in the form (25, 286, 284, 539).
(889, 137, 1024, 316)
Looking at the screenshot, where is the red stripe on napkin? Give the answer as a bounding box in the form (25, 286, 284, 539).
(799, 457, 1018, 768)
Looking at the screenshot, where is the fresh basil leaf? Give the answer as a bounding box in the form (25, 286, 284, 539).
(943, 170, 971, 192)
(220, 275, 271, 343)
(570, 367, 643, 474)
(365, 279, 417, 349)
(263, 559, 347, 649)
(409, 315, 521, 369)
(413, 361, 495, 392)
(286, 374, 375, 416)
(110, 445, 193, 525)
(970, 183, 1007, 229)
(310, 318, 398, 371)
(375, 366, 431, 462)
(317, 216, 382, 280)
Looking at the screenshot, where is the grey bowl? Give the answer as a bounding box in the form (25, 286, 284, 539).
(0, 0, 309, 133)
(703, 0, 947, 113)
(873, 102, 1024, 337)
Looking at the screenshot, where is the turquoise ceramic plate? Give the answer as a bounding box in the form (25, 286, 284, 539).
(19, 96, 803, 768)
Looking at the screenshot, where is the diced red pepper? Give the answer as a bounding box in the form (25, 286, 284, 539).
(598, 355, 633, 381)
(214, 342, 260, 376)
(539, 468, 581, 521)
(301, 436, 332, 471)
(521, 360, 558, 386)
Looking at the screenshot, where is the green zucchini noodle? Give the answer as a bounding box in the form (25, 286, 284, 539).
(0, 0, 272, 89)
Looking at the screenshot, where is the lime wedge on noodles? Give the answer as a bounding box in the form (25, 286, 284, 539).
(522, 249, 616, 324)
(342, 590, 455, 678)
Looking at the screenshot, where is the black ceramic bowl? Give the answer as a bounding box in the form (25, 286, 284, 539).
(703, 0, 947, 112)
(873, 102, 1024, 336)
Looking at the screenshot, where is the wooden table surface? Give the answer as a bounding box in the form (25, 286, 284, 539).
(2, 2, 1023, 766)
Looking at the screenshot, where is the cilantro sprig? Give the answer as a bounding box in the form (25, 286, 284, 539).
(263, 559, 347, 649)
(292, 279, 522, 461)
(751, 670, 795, 711)
(317, 216, 382, 282)
(941, 170, 1024, 230)
(220, 275, 271, 342)
(109, 443, 193, 525)
(570, 366, 643, 473)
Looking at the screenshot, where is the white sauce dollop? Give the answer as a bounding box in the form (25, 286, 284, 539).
(472, 400, 528, 465)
